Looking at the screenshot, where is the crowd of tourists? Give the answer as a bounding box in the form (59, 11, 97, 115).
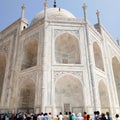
(0, 111, 120, 120)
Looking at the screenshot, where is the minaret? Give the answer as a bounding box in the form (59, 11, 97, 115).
(44, 0, 48, 19)
(41, 0, 49, 113)
(82, 3, 97, 111)
(20, 4, 28, 31)
(82, 3, 87, 21)
(96, 10, 101, 25)
(21, 4, 26, 18)
(95, 9, 102, 34)
(53, 0, 57, 8)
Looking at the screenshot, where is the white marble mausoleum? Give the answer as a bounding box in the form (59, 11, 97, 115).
(0, 1, 120, 116)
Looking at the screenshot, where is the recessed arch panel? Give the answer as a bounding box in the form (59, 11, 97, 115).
(93, 42, 104, 71)
(112, 56, 120, 105)
(99, 80, 110, 112)
(21, 39, 38, 70)
(0, 52, 6, 101)
(55, 32, 81, 64)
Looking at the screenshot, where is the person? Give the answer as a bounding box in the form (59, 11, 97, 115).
(115, 114, 120, 120)
(87, 115, 90, 120)
(69, 112, 72, 120)
(37, 114, 41, 120)
(44, 113, 48, 120)
(71, 113, 76, 120)
(106, 112, 112, 120)
(64, 112, 69, 120)
(26, 113, 31, 120)
(38, 112, 44, 120)
(96, 111, 100, 120)
(100, 113, 106, 120)
(54, 115, 59, 120)
(48, 113, 52, 120)
(83, 112, 87, 120)
(77, 113, 83, 120)
(94, 111, 98, 120)
(59, 112, 63, 120)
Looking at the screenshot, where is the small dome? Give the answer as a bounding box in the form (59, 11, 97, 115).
(31, 8, 76, 25)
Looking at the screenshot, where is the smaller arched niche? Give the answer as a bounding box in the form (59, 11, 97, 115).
(112, 57, 120, 105)
(99, 80, 110, 112)
(55, 33, 81, 64)
(21, 39, 38, 70)
(93, 42, 104, 71)
(0, 52, 6, 101)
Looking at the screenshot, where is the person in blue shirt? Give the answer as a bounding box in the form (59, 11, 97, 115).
(44, 113, 48, 120)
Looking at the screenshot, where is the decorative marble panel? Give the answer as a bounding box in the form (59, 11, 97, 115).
(54, 71, 83, 82)
(54, 29, 79, 39)
(19, 71, 37, 82)
(24, 33, 39, 44)
(0, 41, 10, 56)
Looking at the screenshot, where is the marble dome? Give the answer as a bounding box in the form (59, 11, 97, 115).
(30, 8, 76, 25)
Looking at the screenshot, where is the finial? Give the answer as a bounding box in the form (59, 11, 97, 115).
(21, 4, 26, 18)
(82, 3, 87, 21)
(44, 0, 48, 8)
(96, 10, 101, 25)
(82, 3, 87, 10)
(53, 0, 57, 8)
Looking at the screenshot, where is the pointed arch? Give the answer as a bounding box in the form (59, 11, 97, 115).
(55, 74, 84, 114)
(93, 42, 104, 71)
(0, 52, 6, 101)
(21, 39, 38, 70)
(98, 80, 110, 112)
(55, 32, 81, 64)
(112, 56, 120, 105)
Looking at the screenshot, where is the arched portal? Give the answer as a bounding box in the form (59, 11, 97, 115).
(0, 52, 6, 101)
(55, 75, 84, 114)
(18, 80, 35, 112)
(93, 42, 104, 71)
(112, 57, 120, 105)
(99, 80, 110, 112)
(21, 39, 38, 70)
(55, 33, 81, 64)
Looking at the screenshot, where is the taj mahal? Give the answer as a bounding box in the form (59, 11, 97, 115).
(0, 0, 120, 116)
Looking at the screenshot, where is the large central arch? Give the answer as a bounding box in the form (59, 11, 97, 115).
(55, 74, 84, 114)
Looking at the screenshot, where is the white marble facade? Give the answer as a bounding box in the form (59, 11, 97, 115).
(0, 2, 120, 116)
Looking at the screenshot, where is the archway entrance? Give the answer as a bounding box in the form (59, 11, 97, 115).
(99, 80, 110, 113)
(55, 75, 84, 114)
(18, 80, 35, 113)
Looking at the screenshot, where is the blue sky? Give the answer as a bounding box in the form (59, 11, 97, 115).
(0, 0, 120, 40)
